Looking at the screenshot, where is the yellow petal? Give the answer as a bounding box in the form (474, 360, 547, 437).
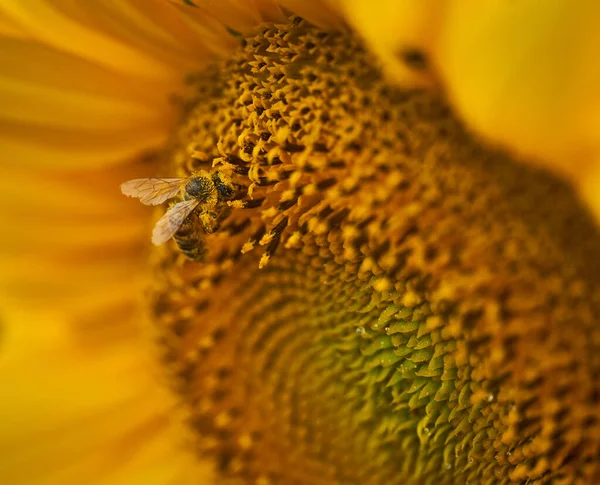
(0, 307, 213, 485)
(0, 122, 169, 169)
(0, 1, 182, 82)
(435, 0, 600, 219)
(0, 165, 147, 215)
(0, 42, 171, 131)
(0, 161, 154, 307)
(0, 38, 171, 170)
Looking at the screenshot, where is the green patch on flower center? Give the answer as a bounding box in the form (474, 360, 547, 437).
(149, 17, 600, 485)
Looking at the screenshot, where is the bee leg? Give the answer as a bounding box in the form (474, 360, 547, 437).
(199, 211, 219, 234)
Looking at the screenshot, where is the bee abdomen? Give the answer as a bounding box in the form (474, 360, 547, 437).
(174, 225, 206, 262)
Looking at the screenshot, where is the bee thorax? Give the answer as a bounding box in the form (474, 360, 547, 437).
(185, 175, 214, 201)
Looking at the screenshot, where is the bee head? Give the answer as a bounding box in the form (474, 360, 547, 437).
(185, 175, 213, 201)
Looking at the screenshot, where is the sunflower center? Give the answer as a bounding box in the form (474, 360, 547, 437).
(149, 17, 600, 485)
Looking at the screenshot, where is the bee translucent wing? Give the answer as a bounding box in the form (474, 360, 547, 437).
(152, 199, 199, 245)
(120, 178, 182, 205)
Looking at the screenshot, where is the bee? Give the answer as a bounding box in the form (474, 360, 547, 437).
(121, 169, 237, 261)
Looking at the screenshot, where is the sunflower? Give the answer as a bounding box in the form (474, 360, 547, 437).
(1, 1, 599, 484)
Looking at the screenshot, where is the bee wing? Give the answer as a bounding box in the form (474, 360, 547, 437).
(152, 199, 199, 245)
(120, 178, 183, 205)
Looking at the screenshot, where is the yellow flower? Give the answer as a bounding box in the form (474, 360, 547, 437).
(1, 1, 599, 485)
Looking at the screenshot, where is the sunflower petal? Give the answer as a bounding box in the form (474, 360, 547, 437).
(436, 0, 600, 219)
(0, 308, 213, 485)
(0, 162, 153, 306)
(0, 0, 183, 82)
